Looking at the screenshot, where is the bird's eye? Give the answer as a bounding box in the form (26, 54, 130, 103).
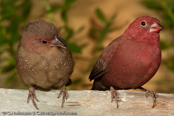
(41, 40, 48, 44)
(140, 21, 147, 27)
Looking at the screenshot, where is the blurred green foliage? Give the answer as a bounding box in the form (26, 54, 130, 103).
(95, 8, 116, 47)
(45, 0, 76, 23)
(91, 8, 117, 51)
(143, 0, 174, 28)
(0, 0, 32, 84)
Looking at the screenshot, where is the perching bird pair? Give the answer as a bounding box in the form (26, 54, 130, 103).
(16, 16, 163, 109)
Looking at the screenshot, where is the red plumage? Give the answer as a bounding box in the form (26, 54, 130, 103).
(89, 16, 163, 108)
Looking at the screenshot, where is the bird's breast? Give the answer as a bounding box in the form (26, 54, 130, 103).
(17, 47, 74, 90)
(102, 40, 161, 89)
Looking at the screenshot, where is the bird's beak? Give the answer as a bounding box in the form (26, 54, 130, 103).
(149, 22, 163, 33)
(50, 36, 66, 48)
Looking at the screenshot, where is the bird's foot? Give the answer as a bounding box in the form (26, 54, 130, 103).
(138, 87, 157, 108)
(27, 86, 39, 110)
(110, 86, 119, 108)
(57, 85, 68, 108)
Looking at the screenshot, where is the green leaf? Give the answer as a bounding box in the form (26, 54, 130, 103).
(1, 59, 16, 73)
(109, 13, 117, 23)
(10, 33, 21, 45)
(0, 34, 6, 46)
(89, 28, 99, 39)
(64, 26, 73, 40)
(97, 45, 104, 51)
(6, 72, 17, 84)
(95, 8, 108, 24)
(60, 0, 76, 22)
(8, 16, 21, 33)
(21, 0, 32, 20)
(64, 0, 76, 6)
(47, 6, 61, 13)
(160, 40, 172, 50)
(66, 42, 81, 53)
(167, 57, 174, 72)
(72, 78, 83, 84)
(61, 9, 68, 22)
(166, 0, 174, 11)
(77, 26, 85, 33)
(0, 51, 3, 56)
(1, 7, 15, 20)
(1, 64, 16, 73)
(142, 0, 162, 11)
(97, 23, 110, 44)
(6, 58, 16, 66)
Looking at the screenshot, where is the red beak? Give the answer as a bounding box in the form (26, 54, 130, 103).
(149, 22, 163, 33)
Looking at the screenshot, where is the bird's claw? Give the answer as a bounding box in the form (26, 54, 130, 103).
(110, 86, 119, 108)
(57, 85, 68, 108)
(27, 86, 39, 110)
(145, 90, 157, 108)
(138, 87, 157, 108)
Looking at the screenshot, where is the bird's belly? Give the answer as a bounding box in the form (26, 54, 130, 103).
(21, 65, 72, 90)
(18, 55, 73, 90)
(102, 44, 161, 89)
(35, 69, 71, 90)
(103, 61, 160, 89)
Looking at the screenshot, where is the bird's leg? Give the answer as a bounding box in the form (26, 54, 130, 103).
(27, 86, 39, 110)
(138, 86, 157, 108)
(57, 85, 68, 108)
(110, 86, 119, 108)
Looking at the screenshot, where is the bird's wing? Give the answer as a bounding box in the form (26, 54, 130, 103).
(89, 58, 108, 81)
(89, 37, 121, 81)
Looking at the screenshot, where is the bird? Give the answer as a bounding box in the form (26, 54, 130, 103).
(16, 20, 74, 110)
(89, 16, 163, 108)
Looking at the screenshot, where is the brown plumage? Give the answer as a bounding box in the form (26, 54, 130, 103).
(16, 20, 74, 109)
(89, 16, 163, 108)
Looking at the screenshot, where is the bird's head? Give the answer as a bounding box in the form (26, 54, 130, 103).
(21, 20, 66, 54)
(123, 16, 163, 43)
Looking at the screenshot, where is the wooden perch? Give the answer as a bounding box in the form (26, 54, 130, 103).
(0, 88, 174, 116)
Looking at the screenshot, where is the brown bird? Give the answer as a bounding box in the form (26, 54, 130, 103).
(89, 16, 163, 108)
(16, 20, 74, 109)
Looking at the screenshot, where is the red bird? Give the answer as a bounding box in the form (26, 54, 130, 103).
(89, 16, 163, 108)
(16, 20, 74, 109)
